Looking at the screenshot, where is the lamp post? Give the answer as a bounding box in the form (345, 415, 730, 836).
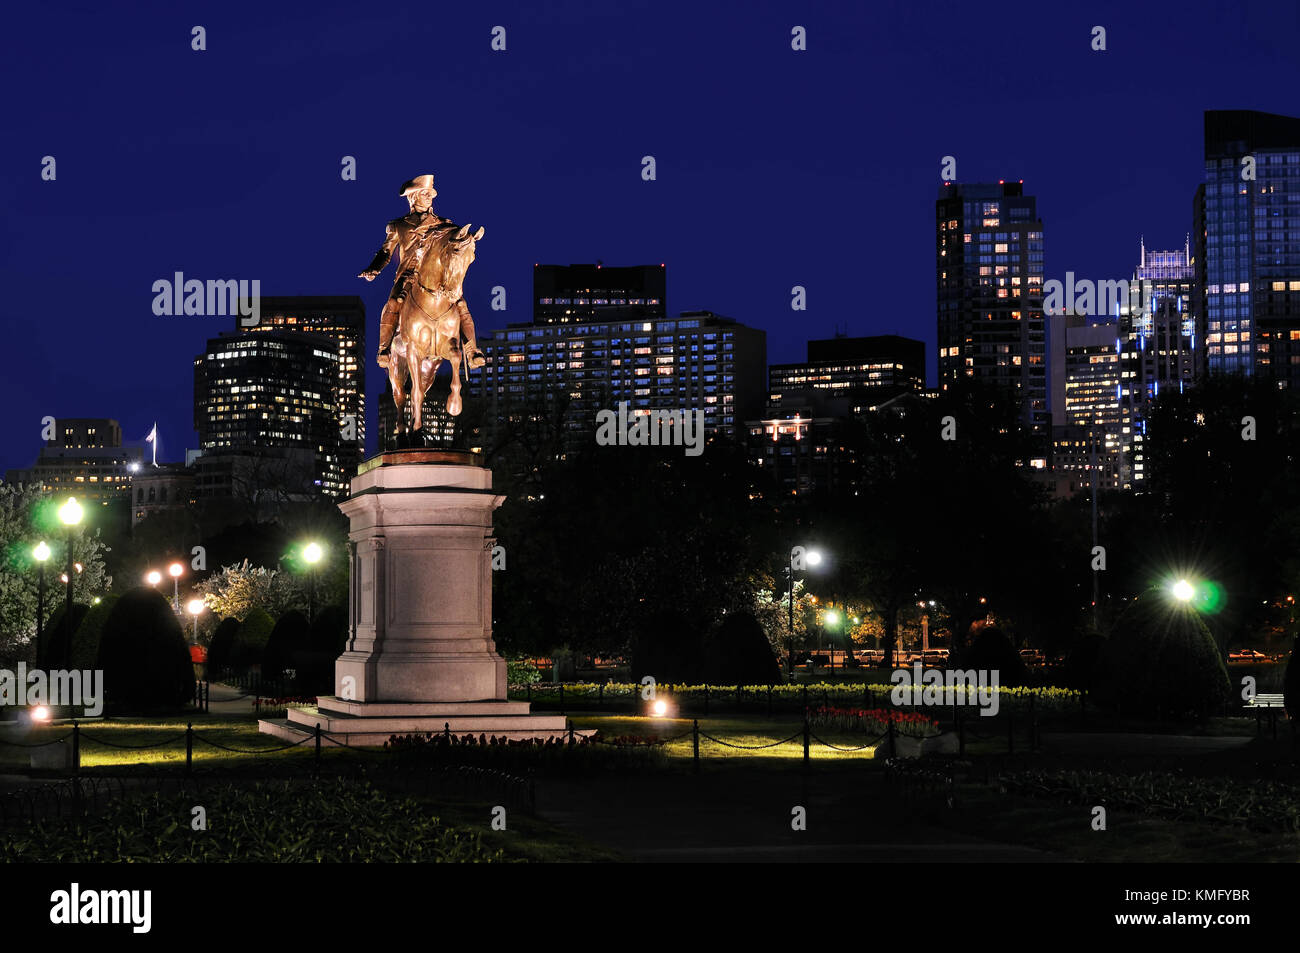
(303, 542, 323, 624)
(33, 541, 50, 667)
(146, 570, 162, 587)
(186, 599, 205, 644)
(824, 609, 841, 674)
(168, 562, 184, 613)
(786, 546, 822, 675)
(58, 497, 83, 666)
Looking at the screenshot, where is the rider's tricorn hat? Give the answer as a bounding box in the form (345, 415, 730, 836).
(399, 174, 437, 197)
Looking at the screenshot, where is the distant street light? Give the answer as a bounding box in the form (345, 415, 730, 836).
(1172, 579, 1195, 603)
(146, 570, 162, 587)
(168, 562, 184, 613)
(186, 598, 205, 643)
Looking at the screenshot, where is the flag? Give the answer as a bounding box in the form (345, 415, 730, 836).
(145, 424, 156, 443)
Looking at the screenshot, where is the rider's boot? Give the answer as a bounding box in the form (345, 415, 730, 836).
(376, 300, 401, 368)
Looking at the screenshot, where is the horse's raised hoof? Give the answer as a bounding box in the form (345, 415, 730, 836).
(446, 394, 463, 416)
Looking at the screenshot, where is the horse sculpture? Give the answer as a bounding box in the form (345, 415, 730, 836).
(388, 220, 484, 439)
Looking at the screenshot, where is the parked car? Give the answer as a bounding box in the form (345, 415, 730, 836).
(1228, 649, 1268, 662)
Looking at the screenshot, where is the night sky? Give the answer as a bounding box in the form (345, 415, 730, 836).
(3, 0, 1297, 470)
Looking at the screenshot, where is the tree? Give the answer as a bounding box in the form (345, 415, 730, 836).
(1099, 596, 1231, 719)
(196, 562, 302, 621)
(0, 483, 111, 665)
(98, 587, 194, 711)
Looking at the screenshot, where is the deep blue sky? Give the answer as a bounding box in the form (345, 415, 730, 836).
(2, 0, 1297, 470)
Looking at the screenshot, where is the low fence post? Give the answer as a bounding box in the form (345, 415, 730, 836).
(567, 719, 575, 746)
(692, 719, 700, 774)
(314, 723, 322, 769)
(559, 684, 565, 716)
(801, 685, 808, 711)
(185, 723, 193, 776)
(802, 713, 810, 770)
(737, 684, 742, 711)
(704, 685, 710, 716)
(767, 685, 773, 717)
(71, 721, 80, 777)
(598, 683, 604, 709)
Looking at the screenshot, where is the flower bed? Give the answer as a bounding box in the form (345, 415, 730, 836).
(810, 705, 940, 739)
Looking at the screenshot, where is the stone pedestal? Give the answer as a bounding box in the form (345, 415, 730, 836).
(259, 449, 583, 746)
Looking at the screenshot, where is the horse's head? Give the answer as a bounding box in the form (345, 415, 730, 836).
(418, 221, 484, 296)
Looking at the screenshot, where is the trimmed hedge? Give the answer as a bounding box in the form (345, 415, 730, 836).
(69, 595, 119, 671)
(262, 610, 310, 681)
(206, 616, 240, 674)
(97, 587, 194, 711)
(231, 607, 275, 669)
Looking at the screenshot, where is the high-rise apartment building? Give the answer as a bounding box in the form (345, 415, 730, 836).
(937, 182, 1048, 450)
(193, 330, 345, 497)
(1196, 110, 1300, 385)
(475, 308, 766, 459)
(769, 334, 924, 406)
(242, 296, 365, 475)
(533, 264, 666, 325)
(4, 418, 143, 507)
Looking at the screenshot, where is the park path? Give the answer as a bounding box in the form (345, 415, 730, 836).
(536, 768, 1068, 863)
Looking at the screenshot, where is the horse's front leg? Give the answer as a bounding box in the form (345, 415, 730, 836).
(447, 350, 463, 416)
(409, 353, 424, 433)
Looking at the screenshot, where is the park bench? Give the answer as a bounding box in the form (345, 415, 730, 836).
(1247, 693, 1288, 739)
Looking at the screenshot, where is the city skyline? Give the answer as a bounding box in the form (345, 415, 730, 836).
(4, 0, 1296, 473)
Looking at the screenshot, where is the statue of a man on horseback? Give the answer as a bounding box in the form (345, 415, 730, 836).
(358, 174, 486, 372)
(359, 174, 487, 439)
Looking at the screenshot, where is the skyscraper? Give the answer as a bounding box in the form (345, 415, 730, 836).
(769, 334, 924, 406)
(193, 330, 344, 497)
(936, 182, 1048, 450)
(533, 264, 666, 325)
(1197, 110, 1300, 385)
(242, 296, 366, 473)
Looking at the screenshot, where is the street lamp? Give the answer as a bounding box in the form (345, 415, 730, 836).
(146, 570, 162, 587)
(168, 562, 184, 613)
(58, 497, 83, 666)
(33, 541, 50, 667)
(303, 542, 323, 623)
(785, 545, 823, 675)
(1172, 579, 1195, 603)
(186, 598, 205, 643)
(824, 609, 841, 674)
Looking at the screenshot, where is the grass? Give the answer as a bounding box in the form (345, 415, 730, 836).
(921, 783, 1300, 863)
